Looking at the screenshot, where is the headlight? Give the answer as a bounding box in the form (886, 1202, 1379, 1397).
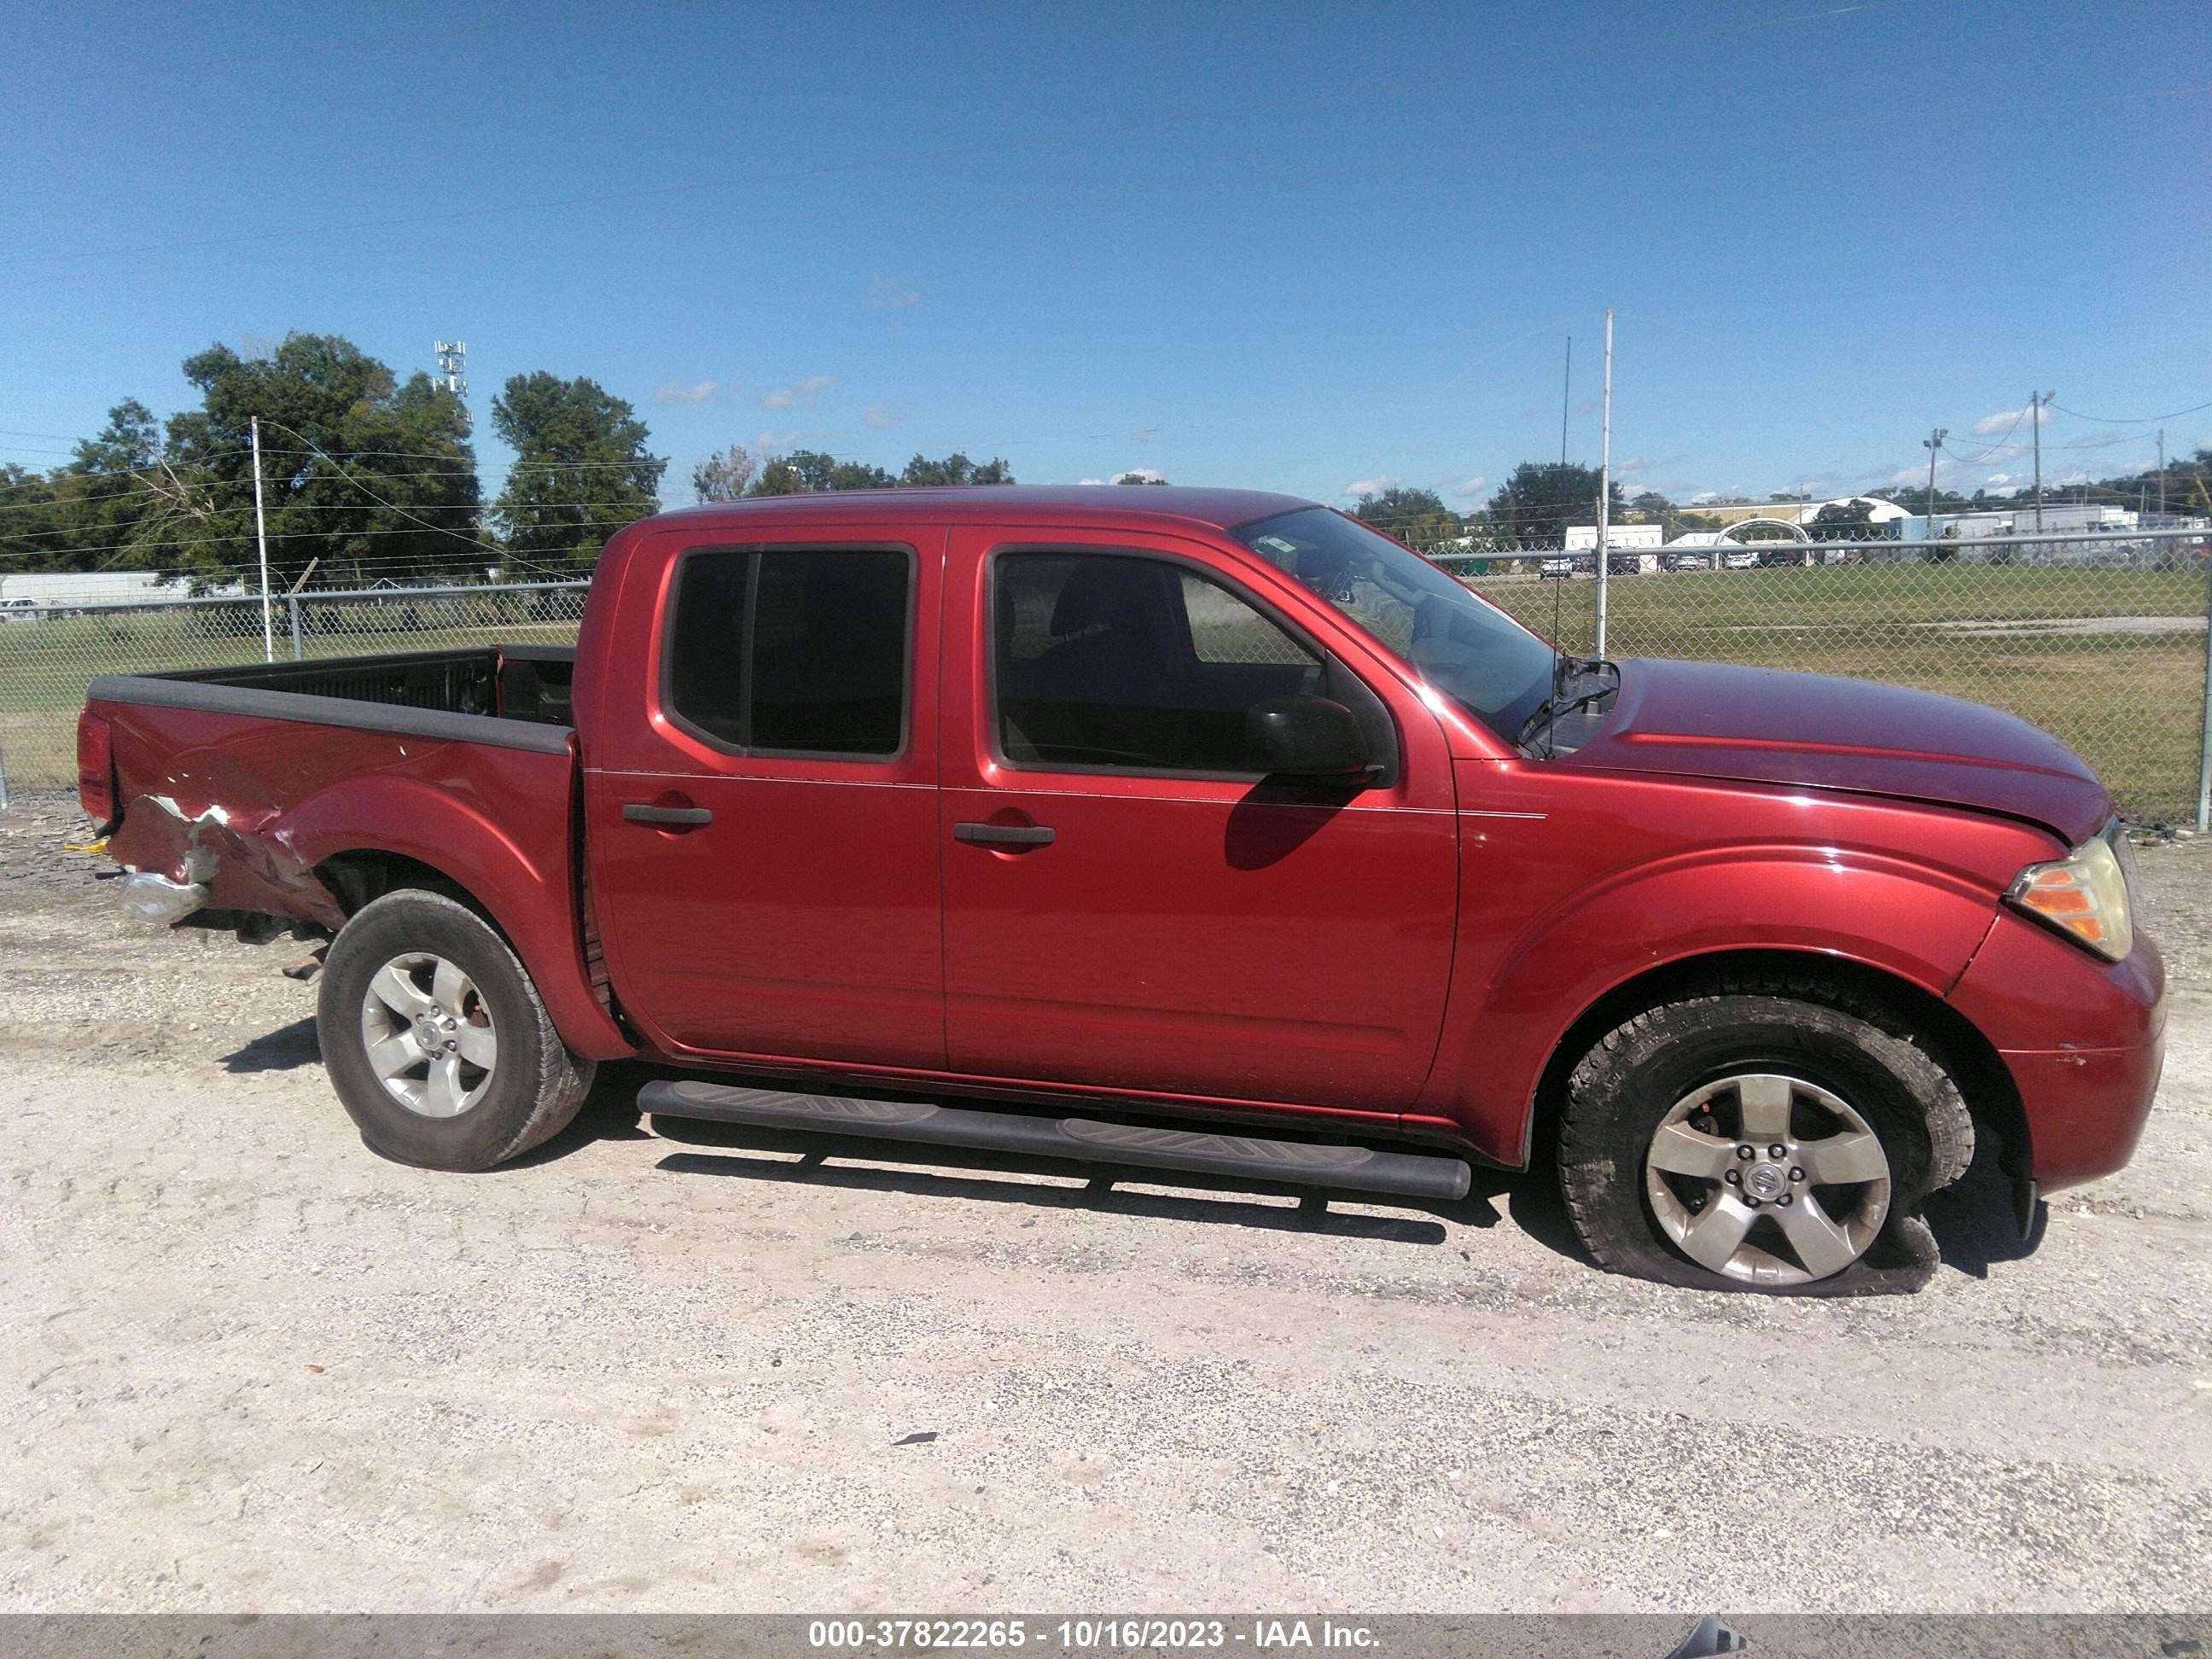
(2007, 820, 2136, 962)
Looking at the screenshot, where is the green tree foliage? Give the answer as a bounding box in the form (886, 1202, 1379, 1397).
(157, 335, 483, 590)
(1353, 486, 1462, 546)
(899, 452, 1012, 486)
(0, 464, 67, 568)
(491, 372, 664, 568)
(1112, 470, 1169, 485)
(748, 449, 898, 495)
(1484, 463, 1626, 549)
(691, 443, 757, 504)
(1807, 499, 1884, 541)
(748, 449, 1015, 495)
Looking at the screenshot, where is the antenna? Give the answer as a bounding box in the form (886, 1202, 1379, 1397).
(434, 341, 470, 429)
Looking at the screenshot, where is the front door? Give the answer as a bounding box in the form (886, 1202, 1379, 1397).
(586, 528, 946, 1070)
(938, 528, 1458, 1113)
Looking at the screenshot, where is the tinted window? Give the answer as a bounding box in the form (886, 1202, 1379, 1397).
(994, 552, 1321, 774)
(667, 548, 909, 757)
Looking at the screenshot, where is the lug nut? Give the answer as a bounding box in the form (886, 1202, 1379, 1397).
(1768, 1144, 1787, 1159)
(1776, 1192, 1793, 1207)
(1737, 1144, 1755, 1160)
(1725, 1169, 1742, 1185)
(1744, 1196, 1761, 1209)
(1789, 1167, 1806, 1183)
(444, 1039, 457, 1051)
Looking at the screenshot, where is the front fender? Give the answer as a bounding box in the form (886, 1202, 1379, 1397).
(1413, 848, 2003, 1167)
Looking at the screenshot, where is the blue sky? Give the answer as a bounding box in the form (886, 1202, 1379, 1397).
(3, 0, 2207, 511)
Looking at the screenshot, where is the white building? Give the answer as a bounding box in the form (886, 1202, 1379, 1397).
(1563, 523, 1664, 551)
(0, 570, 242, 610)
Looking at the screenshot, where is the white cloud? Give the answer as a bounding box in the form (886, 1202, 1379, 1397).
(754, 428, 805, 453)
(1986, 472, 2013, 486)
(656, 380, 719, 406)
(1971, 401, 2052, 436)
(1077, 477, 1109, 486)
(1341, 475, 1401, 498)
(868, 273, 920, 310)
(760, 375, 834, 411)
(863, 403, 900, 430)
(1447, 476, 1487, 498)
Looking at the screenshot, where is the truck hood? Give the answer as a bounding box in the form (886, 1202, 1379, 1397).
(1555, 658, 2110, 844)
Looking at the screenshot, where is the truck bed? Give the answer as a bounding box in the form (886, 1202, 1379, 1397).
(86, 644, 579, 752)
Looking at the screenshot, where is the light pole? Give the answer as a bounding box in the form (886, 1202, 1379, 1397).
(1923, 428, 1947, 544)
(2029, 390, 2055, 535)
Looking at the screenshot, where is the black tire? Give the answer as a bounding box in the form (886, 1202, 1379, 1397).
(1557, 981, 1974, 1295)
(317, 888, 596, 1170)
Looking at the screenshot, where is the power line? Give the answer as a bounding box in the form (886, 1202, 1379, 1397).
(2050, 397, 2212, 424)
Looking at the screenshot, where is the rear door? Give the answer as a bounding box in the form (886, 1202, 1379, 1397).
(585, 524, 946, 1069)
(937, 524, 1460, 1113)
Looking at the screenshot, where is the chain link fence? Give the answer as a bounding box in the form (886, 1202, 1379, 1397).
(0, 581, 589, 796)
(1423, 527, 2211, 826)
(4, 533, 2209, 826)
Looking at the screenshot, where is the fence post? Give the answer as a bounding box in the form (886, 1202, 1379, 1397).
(2197, 546, 2211, 834)
(288, 594, 303, 661)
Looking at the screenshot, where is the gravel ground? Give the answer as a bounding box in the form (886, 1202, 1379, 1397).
(0, 789, 2206, 1614)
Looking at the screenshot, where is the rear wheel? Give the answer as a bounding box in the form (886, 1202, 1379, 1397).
(1557, 987, 1973, 1294)
(318, 889, 595, 1170)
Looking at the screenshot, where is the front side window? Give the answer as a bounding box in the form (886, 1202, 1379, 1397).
(665, 547, 910, 757)
(1235, 507, 1557, 740)
(994, 551, 1322, 774)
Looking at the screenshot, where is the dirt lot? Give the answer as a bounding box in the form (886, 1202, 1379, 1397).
(0, 789, 2206, 1614)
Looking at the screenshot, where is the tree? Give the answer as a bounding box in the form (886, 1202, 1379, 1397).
(748, 450, 897, 494)
(1807, 499, 1883, 541)
(1484, 463, 1625, 549)
(1112, 470, 1169, 485)
(691, 444, 757, 504)
(1353, 486, 1460, 546)
(152, 335, 484, 591)
(899, 452, 1013, 486)
(491, 372, 664, 569)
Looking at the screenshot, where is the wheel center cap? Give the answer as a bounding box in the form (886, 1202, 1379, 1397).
(1743, 1161, 1789, 1201)
(415, 1016, 445, 1047)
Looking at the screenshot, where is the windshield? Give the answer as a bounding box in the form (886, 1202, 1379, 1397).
(1234, 507, 1558, 740)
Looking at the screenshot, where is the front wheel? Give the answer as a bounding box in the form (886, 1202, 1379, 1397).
(1557, 988, 1974, 1294)
(317, 889, 596, 1170)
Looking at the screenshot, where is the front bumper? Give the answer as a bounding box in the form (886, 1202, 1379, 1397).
(1947, 910, 2166, 1192)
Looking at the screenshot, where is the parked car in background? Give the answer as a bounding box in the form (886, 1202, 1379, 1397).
(1540, 556, 1576, 579)
(1721, 549, 1761, 569)
(0, 598, 39, 623)
(79, 486, 2163, 1296)
(1662, 552, 1711, 573)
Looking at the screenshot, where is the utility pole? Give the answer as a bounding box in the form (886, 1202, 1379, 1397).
(1560, 335, 1572, 468)
(249, 415, 273, 663)
(1923, 428, 1947, 543)
(2157, 428, 2167, 520)
(2029, 389, 2053, 535)
(1594, 308, 1614, 657)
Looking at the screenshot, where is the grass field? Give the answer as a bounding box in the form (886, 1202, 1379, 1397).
(3, 567, 2205, 823)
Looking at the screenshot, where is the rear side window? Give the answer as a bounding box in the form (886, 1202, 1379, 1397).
(665, 548, 911, 757)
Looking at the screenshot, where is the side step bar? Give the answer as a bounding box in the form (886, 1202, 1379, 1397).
(637, 1080, 1473, 1203)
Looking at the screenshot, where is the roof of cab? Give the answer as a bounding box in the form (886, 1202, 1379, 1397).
(641, 484, 1318, 537)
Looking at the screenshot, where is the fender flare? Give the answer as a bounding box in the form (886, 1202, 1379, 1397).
(1416, 849, 2003, 1167)
(278, 775, 634, 1062)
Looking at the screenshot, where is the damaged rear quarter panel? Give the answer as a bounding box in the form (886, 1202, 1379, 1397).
(96, 697, 631, 1060)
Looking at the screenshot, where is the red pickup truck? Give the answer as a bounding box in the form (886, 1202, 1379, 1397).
(77, 486, 2164, 1295)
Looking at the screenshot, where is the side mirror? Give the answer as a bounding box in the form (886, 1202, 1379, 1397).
(1247, 695, 1371, 781)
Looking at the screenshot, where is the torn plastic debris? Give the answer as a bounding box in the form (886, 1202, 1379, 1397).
(116, 870, 211, 924)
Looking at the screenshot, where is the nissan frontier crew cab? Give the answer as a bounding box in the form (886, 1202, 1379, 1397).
(77, 487, 2164, 1295)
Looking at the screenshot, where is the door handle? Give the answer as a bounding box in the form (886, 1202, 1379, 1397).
(954, 821, 1056, 847)
(624, 803, 714, 828)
